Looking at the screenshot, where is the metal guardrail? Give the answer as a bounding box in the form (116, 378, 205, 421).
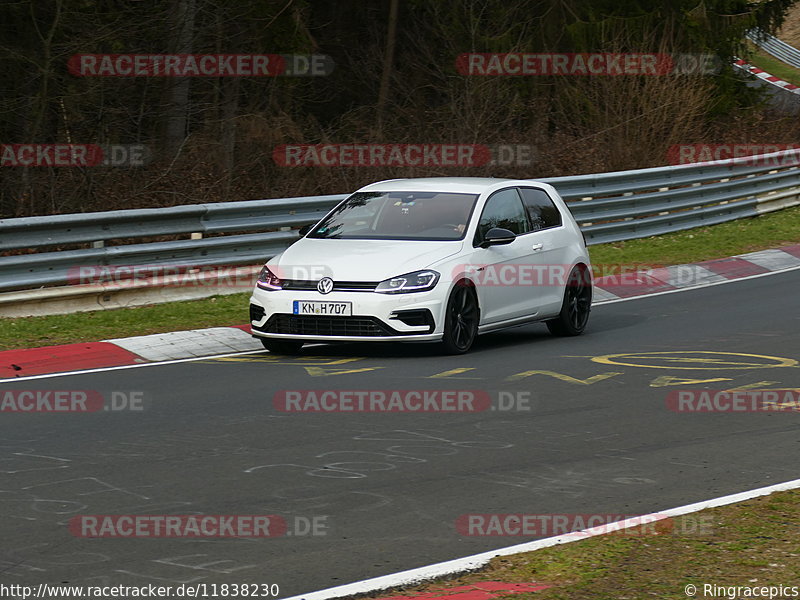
(1, 149, 800, 293)
(747, 29, 800, 70)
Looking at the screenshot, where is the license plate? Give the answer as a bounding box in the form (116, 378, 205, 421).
(293, 301, 352, 316)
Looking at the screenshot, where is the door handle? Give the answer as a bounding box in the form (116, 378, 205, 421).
(531, 243, 544, 251)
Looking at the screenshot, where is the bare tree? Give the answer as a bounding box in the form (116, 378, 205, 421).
(163, 0, 197, 158)
(375, 0, 399, 138)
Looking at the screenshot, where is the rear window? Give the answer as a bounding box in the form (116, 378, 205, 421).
(518, 187, 562, 230)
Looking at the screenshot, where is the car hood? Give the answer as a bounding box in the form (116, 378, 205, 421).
(268, 238, 463, 281)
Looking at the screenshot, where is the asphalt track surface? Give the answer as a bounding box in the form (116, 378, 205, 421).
(2, 269, 799, 597)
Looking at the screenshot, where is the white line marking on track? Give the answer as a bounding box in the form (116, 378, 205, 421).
(593, 263, 800, 305)
(280, 476, 800, 600)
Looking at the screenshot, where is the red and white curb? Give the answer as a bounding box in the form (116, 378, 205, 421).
(1, 244, 798, 379)
(107, 324, 257, 362)
(591, 243, 800, 301)
(0, 325, 258, 379)
(733, 58, 800, 94)
(362, 582, 551, 600)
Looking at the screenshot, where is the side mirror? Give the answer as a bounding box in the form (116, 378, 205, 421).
(480, 227, 516, 248)
(298, 223, 314, 236)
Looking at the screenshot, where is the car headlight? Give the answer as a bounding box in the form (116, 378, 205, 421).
(257, 265, 283, 290)
(375, 270, 440, 294)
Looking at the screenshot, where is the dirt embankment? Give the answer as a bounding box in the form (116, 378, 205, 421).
(777, 3, 800, 48)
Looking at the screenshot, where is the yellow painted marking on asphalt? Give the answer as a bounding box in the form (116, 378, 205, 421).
(505, 370, 622, 384)
(304, 366, 384, 377)
(649, 376, 732, 388)
(591, 351, 797, 371)
(636, 357, 775, 367)
(428, 368, 478, 379)
(603, 355, 769, 366)
(326, 358, 367, 365)
(724, 381, 781, 391)
(761, 401, 800, 411)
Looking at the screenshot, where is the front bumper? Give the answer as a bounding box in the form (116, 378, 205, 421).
(249, 286, 446, 342)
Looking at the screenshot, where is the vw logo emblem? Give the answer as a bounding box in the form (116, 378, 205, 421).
(317, 277, 334, 294)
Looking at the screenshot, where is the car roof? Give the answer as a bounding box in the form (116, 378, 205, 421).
(357, 177, 551, 194)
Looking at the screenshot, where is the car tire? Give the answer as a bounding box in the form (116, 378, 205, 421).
(260, 338, 304, 355)
(546, 265, 591, 336)
(441, 282, 480, 354)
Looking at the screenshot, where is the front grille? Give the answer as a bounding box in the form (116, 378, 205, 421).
(259, 314, 411, 337)
(250, 303, 266, 322)
(282, 280, 378, 292)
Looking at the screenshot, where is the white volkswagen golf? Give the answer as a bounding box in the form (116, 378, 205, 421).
(249, 177, 591, 354)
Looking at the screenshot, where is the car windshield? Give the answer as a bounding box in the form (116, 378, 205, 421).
(307, 191, 479, 241)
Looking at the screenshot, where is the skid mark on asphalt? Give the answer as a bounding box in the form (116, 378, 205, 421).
(448, 465, 605, 498)
(202, 355, 366, 366)
(259, 488, 393, 514)
(245, 430, 513, 480)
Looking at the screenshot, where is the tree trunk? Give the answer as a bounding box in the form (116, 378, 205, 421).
(375, 0, 399, 139)
(163, 0, 196, 158)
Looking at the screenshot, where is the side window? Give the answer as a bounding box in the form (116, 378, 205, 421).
(474, 188, 529, 245)
(518, 187, 562, 231)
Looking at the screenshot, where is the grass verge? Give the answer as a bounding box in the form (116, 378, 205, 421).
(0, 292, 250, 352)
(588, 204, 800, 268)
(365, 488, 800, 600)
(746, 48, 800, 87)
(1, 206, 799, 352)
